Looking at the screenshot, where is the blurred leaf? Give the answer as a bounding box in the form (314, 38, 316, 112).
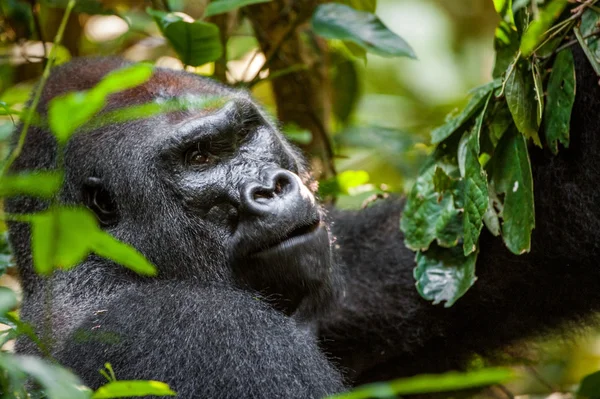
(328, 368, 513, 399)
(282, 124, 312, 145)
(578, 370, 600, 399)
(337, 170, 370, 194)
(544, 48, 575, 154)
(331, 54, 359, 125)
(311, 3, 415, 59)
(26, 207, 156, 276)
(148, 9, 222, 67)
(492, 128, 535, 254)
(49, 64, 153, 143)
(461, 109, 489, 256)
(0, 354, 92, 399)
(42, 0, 114, 15)
(0, 171, 63, 198)
(93, 381, 175, 398)
(487, 102, 512, 148)
(0, 287, 17, 316)
(204, 0, 272, 17)
(414, 244, 477, 308)
(492, 0, 519, 78)
(339, 0, 376, 13)
(430, 80, 499, 144)
(520, 0, 568, 57)
(505, 60, 542, 146)
(0, 232, 13, 275)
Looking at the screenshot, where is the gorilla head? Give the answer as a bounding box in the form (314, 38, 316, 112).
(7, 57, 338, 321)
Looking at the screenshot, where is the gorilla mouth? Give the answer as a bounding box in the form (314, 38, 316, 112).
(252, 218, 323, 256)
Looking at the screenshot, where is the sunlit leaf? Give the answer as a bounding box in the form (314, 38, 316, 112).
(148, 9, 222, 66)
(430, 80, 499, 144)
(204, 0, 272, 17)
(492, 128, 535, 254)
(520, 0, 568, 57)
(544, 48, 575, 154)
(26, 207, 156, 276)
(0, 171, 63, 198)
(414, 244, 477, 308)
(505, 59, 542, 146)
(311, 3, 415, 59)
(328, 368, 514, 399)
(92, 380, 175, 398)
(492, 0, 519, 77)
(49, 64, 153, 142)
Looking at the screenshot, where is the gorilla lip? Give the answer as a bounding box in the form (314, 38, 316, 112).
(251, 218, 323, 256)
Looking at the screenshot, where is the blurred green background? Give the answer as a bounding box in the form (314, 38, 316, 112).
(2, 0, 600, 397)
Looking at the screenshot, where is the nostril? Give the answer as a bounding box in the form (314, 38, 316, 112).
(273, 173, 292, 195)
(253, 188, 274, 202)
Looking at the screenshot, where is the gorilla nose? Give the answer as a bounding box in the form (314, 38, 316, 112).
(241, 169, 308, 216)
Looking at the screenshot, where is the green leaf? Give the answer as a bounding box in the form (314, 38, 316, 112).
(432, 166, 455, 195)
(578, 370, 600, 399)
(574, 26, 600, 76)
(93, 381, 176, 398)
(42, 0, 114, 15)
(401, 165, 462, 251)
(492, 128, 535, 254)
(580, 8, 600, 61)
(204, 0, 272, 17)
(430, 80, 498, 144)
(282, 124, 312, 145)
(505, 59, 542, 146)
(0, 232, 14, 275)
(0, 354, 92, 399)
(520, 0, 568, 57)
(487, 102, 512, 148)
(339, 0, 377, 13)
(414, 244, 477, 308)
(327, 368, 514, 399)
(311, 3, 415, 59)
(544, 48, 575, 154)
(492, 0, 519, 78)
(0, 171, 63, 198)
(461, 108, 489, 256)
(49, 64, 153, 143)
(0, 287, 17, 316)
(26, 207, 157, 276)
(483, 183, 502, 237)
(331, 53, 359, 125)
(148, 9, 223, 67)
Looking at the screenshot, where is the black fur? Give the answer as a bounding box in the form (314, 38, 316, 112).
(5, 47, 600, 398)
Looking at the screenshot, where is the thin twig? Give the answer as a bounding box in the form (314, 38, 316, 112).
(545, 28, 600, 57)
(0, 0, 76, 176)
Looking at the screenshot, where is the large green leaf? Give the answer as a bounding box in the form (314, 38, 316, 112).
(49, 64, 153, 143)
(328, 367, 513, 399)
(26, 206, 156, 276)
(204, 0, 272, 17)
(430, 80, 499, 144)
(0, 232, 13, 275)
(148, 9, 222, 67)
(544, 48, 575, 154)
(460, 106, 490, 256)
(0, 171, 63, 198)
(414, 244, 477, 308)
(578, 370, 600, 399)
(520, 0, 568, 57)
(311, 3, 415, 59)
(492, 128, 535, 254)
(505, 59, 542, 146)
(93, 381, 175, 398)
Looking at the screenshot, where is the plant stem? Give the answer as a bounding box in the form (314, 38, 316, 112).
(0, 0, 76, 177)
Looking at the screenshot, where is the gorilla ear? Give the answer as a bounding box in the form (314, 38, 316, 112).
(83, 177, 119, 227)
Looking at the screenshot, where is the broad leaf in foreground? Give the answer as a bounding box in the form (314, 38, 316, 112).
(0, 171, 63, 198)
(544, 48, 575, 154)
(492, 128, 535, 254)
(505, 59, 542, 146)
(311, 3, 415, 59)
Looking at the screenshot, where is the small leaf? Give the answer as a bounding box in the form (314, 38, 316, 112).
(520, 0, 568, 57)
(414, 244, 477, 308)
(544, 48, 575, 154)
(282, 124, 312, 145)
(93, 232, 156, 277)
(578, 370, 600, 399)
(0, 287, 17, 316)
(492, 128, 535, 254)
(430, 80, 498, 144)
(93, 380, 175, 398)
(0, 171, 63, 198)
(204, 0, 272, 17)
(148, 9, 222, 66)
(505, 59, 542, 146)
(311, 3, 415, 59)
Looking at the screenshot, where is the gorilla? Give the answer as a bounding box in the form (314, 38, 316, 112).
(6, 46, 600, 398)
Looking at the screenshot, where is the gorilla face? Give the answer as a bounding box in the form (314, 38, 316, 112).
(66, 69, 336, 320)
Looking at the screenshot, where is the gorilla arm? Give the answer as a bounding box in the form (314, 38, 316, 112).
(320, 46, 600, 384)
(55, 280, 346, 398)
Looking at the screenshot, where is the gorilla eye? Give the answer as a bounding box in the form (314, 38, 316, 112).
(185, 149, 211, 166)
